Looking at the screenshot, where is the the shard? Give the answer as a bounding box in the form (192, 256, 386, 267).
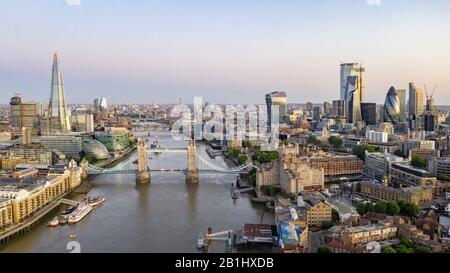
(48, 52, 70, 133)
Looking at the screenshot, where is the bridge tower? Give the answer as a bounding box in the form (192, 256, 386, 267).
(136, 138, 150, 183)
(185, 138, 199, 183)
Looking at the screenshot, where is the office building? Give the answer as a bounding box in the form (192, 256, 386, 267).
(332, 100, 345, 117)
(327, 220, 398, 246)
(95, 128, 130, 152)
(266, 91, 287, 130)
(426, 96, 439, 125)
(22, 127, 32, 146)
(361, 102, 376, 125)
(364, 152, 409, 182)
(99, 97, 108, 113)
(0, 142, 52, 170)
(303, 197, 332, 228)
(396, 89, 407, 122)
(365, 130, 388, 143)
(82, 138, 110, 160)
(423, 112, 435, 132)
(428, 157, 450, 177)
(409, 149, 440, 161)
(36, 135, 83, 159)
(340, 63, 365, 105)
(281, 155, 325, 193)
(384, 87, 401, 124)
(93, 98, 99, 113)
(408, 82, 425, 117)
(0, 163, 82, 225)
(71, 108, 94, 133)
(308, 154, 363, 182)
(390, 163, 437, 189)
(360, 180, 433, 207)
(346, 76, 362, 124)
(323, 102, 332, 115)
(10, 95, 40, 130)
(313, 106, 322, 122)
(48, 52, 70, 134)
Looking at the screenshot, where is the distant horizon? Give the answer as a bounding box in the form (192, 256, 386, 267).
(1, 1, 450, 105)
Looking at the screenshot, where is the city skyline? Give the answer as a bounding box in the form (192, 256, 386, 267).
(1, 1, 450, 105)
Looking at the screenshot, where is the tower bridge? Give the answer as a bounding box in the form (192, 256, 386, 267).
(87, 138, 256, 183)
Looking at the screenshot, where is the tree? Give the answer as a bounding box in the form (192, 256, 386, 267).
(397, 200, 407, 213)
(386, 201, 400, 216)
(375, 201, 388, 214)
(352, 145, 376, 161)
(356, 202, 375, 215)
(226, 148, 240, 159)
(317, 246, 332, 253)
(328, 136, 342, 149)
(381, 246, 397, 253)
(411, 155, 427, 169)
(284, 139, 289, 146)
(365, 202, 375, 213)
(404, 203, 420, 217)
(356, 203, 367, 215)
(253, 151, 279, 164)
(237, 155, 248, 165)
(394, 244, 413, 253)
(307, 135, 320, 145)
(399, 238, 413, 248)
(415, 246, 430, 253)
(437, 173, 450, 182)
(243, 141, 253, 149)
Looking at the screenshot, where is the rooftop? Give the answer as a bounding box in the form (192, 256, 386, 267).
(392, 163, 435, 178)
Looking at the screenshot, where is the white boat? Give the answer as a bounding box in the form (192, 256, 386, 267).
(88, 196, 105, 207)
(68, 201, 94, 224)
(197, 235, 205, 249)
(47, 216, 60, 227)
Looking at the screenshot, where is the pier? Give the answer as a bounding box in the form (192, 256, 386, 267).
(0, 196, 81, 246)
(0, 200, 60, 245)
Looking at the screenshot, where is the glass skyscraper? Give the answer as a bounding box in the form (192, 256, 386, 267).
(265, 91, 287, 131)
(48, 52, 70, 134)
(340, 62, 365, 118)
(384, 87, 401, 124)
(346, 76, 362, 124)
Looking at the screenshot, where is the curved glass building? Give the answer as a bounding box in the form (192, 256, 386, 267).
(384, 87, 401, 124)
(82, 138, 110, 160)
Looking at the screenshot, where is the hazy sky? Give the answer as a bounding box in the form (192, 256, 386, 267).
(1, 0, 450, 105)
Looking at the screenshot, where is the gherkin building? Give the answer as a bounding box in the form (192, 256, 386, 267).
(384, 86, 401, 124)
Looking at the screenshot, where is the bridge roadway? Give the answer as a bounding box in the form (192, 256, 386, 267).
(87, 168, 249, 175)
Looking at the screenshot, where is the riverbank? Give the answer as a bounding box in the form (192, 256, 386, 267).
(95, 145, 137, 169)
(0, 195, 73, 246)
(0, 146, 137, 247)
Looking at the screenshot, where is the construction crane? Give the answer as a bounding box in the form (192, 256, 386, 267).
(424, 84, 438, 99)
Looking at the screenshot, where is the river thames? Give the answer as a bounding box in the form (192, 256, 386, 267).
(0, 132, 273, 253)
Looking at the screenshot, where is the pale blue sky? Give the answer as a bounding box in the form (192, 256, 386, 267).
(1, 0, 450, 105)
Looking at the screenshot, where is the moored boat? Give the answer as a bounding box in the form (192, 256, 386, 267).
(68, 201, 94, 224)
(59, 215, 68, 225)
(62, 206, 77, 215)
(197, 234, 205, 249)
(88, 196, 105, 207)
(47, 216, 60, 227)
